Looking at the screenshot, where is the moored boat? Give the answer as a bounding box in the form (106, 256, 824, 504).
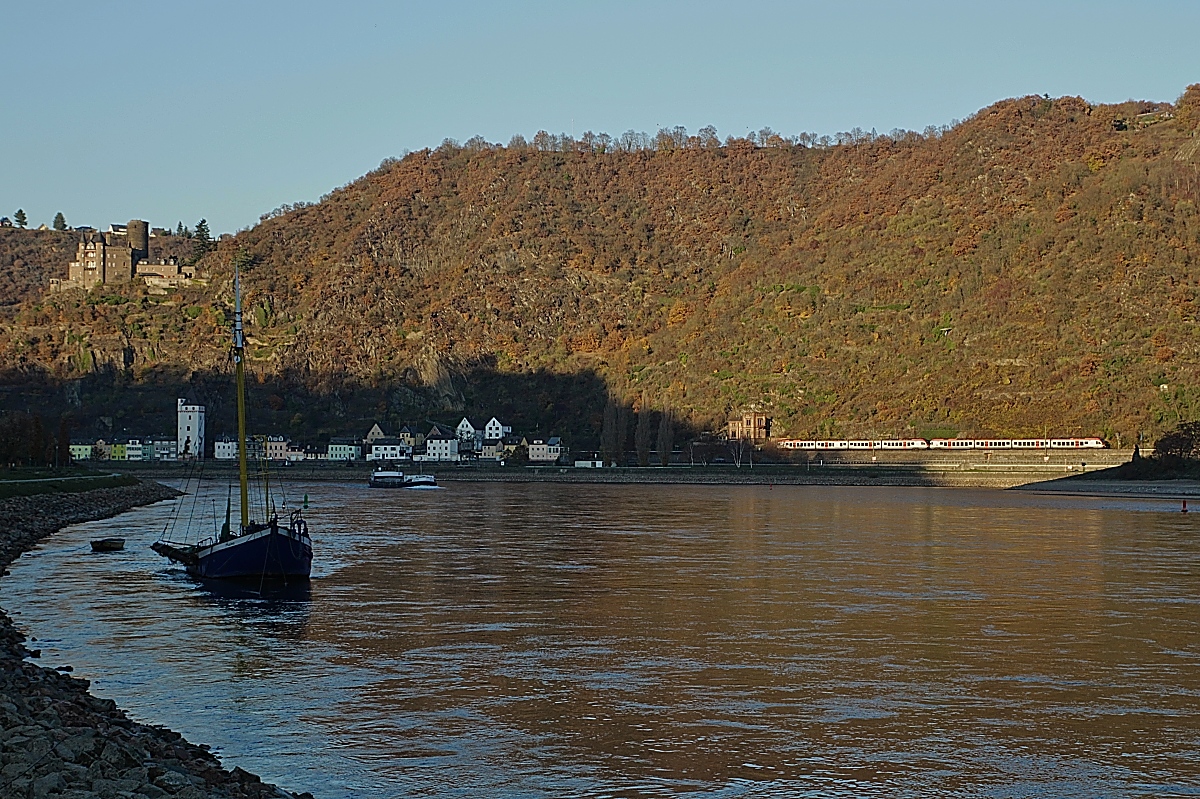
(153, 266, 313, 580)
(368, 469, 439, 489)
(90, 537, 125, 552)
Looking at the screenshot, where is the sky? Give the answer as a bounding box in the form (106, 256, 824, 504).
(1, 0, 1197, 234)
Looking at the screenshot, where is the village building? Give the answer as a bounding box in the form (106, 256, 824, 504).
(214, 435, 238, 461)
(265, 435, 288, 462)
(397, 425, 425, 449)
(484, 417, 512, 440)
(69, 441, 95, 461)
(327, 436, 362, 461)
(367, 437, 408, 462)
(365, 424, 387, 445)
(727, 410, 772, 441)
(151, 436, 178, 461)
(420, 430, 460, 462)
(528, 437, 566, 463)
(456, 418, 486, 452)
(480, 438, 505, 460)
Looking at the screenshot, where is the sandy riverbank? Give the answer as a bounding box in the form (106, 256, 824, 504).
(0, 481, 311, 799)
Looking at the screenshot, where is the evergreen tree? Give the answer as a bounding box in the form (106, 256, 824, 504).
(176, 221, 184, 236)
(52, 212, 67, 231)
(13, 209, 26, 228)
(195, 218, 211, 245)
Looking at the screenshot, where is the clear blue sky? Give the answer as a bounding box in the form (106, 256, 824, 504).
(1, 0, 1196, 234)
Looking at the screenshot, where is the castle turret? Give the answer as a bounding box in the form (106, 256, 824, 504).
(127, 219, 149, 264)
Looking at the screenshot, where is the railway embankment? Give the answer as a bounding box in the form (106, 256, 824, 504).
(119, 450, 1133, 490)
(0, 479, 310, 799)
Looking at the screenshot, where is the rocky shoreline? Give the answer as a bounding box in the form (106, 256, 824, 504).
(0, 481, 312, 799)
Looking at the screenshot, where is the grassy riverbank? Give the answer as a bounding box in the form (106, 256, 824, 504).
(0, 481, 309, 799)
(0, 470, 138, 500)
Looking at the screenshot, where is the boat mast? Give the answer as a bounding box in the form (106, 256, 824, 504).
(233, 266, 250, 531)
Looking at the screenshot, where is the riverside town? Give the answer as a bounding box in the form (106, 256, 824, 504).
(4, 12, 1200, 798)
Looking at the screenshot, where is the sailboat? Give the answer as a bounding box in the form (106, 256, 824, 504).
(153, 267, 313, 580)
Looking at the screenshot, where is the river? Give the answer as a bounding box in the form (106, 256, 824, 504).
(3, 482, 1198, 797)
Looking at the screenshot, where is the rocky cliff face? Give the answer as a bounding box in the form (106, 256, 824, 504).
(3, 87, 1199, 444)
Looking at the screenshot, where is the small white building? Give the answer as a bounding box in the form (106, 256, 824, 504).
(327, 437, 362, 461)
(177, 398, 205, 460)
(528, 437, 565, 463)
(456, 418, 486, 452)
(574, 459, 604, 468)
(484, 417, 512, 440)
(367, 437, 408, 462)
(213, 436, 265, 461)
(421, 432, 460, 462)
(214, 436, 238, 460)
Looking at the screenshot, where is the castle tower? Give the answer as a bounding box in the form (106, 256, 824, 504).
(127, 219, 149, 264)
(177, 398, 206, 460)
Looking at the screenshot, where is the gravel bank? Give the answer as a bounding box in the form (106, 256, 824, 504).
(0, 481, 313, 799)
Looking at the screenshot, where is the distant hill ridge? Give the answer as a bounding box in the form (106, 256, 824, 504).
(2, 86, 1198, 446)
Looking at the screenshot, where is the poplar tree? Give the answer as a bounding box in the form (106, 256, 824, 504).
(634, 394, 653, 467)
(600, 400, 618, 466)
(656, 408, 674, 466)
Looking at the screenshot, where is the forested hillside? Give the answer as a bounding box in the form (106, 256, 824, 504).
(2, 86, 1199, 446)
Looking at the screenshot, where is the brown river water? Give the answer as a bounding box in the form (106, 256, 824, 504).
(3, 482, 1199, 798)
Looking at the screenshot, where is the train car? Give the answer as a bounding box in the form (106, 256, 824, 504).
(977, 440, 1014, 449)
(1012, 439, 1051, 449)
(1051, 438, 1107, 449)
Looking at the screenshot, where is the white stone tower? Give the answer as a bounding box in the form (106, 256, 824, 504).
(177, 398, 206, 460)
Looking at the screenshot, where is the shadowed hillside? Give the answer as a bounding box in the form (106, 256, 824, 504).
(2, 86, 1199, 445)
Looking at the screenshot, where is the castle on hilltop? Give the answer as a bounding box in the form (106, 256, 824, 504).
(50, 219, 196, 292)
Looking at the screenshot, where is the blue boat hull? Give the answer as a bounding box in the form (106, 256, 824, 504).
(191, 526, 312, 580)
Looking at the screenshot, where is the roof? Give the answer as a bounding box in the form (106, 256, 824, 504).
(329, 436, 361, 445)
(371, 437, 403, 446)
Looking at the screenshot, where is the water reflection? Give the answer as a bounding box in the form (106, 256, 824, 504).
(3, 483, 1199, 798)
(186, 578, 312, 639)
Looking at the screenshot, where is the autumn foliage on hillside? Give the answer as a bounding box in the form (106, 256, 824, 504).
(3, 87, 1199, 445)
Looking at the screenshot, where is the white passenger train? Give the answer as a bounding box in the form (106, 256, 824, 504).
(775, 437, 1106, 451)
